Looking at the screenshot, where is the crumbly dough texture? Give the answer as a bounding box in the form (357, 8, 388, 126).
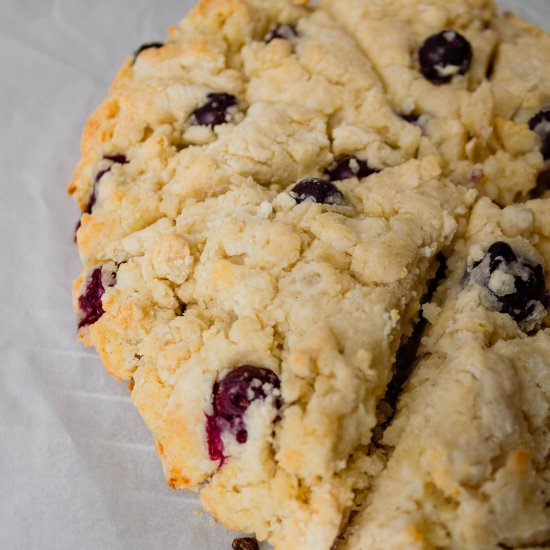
(69, 0, 550, 549)
(338, 198, 550, 549)
(323, 0, 548, 205)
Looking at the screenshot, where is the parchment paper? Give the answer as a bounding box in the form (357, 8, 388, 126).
(0, 1, 548, 549)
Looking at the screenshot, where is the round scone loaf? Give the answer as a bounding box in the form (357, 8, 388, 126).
(69, 0, 550, 548)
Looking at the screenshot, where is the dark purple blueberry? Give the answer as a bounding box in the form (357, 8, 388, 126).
(75, 153, 125, 238)
(189, 93, 238, 127)
(77, 266, 117, 329)
(86, 154, 128, 214)
(74, 219, 82, 243)
(530, 166, 550, 198)
(103, 153, 128, 165)
(399, 112, 420, 124)
(205, 413, 226, 465)
(265, 24, 298, 43)
(86, 169, 108, 213)
(418, 30, 473, 84)
(324, 156, 378, 182)
(214, 366, 281, 425)
(474, 241, 546, 324)
(206, 365, 281, 465)
(133, 42, 164, 63)
(232, 537, 260, 550)
(487, 241, 517, 271)
(289, 178, 346, 205)
(529, 110, 550, 160)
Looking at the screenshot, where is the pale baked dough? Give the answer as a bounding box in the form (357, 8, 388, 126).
(338, 198, 550, 549)
(323, 0, 549, 204)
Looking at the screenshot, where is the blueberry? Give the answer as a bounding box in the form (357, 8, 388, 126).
(265, 24, 298, 43)
(206, 365, 281, 464)
(418, 30, 473, 84)
(86, 170, 106, 214)
(189, 93, 238, 127)
(205, 413, 226, 465)
(86, 154, 128, 214)
(73, 219, 81, 243)
(324, 156, 378, 182)
(487, 241, 517, 271)
(529, 110, 550, 160)
(76, 154, 128, 240)
(77, 266, 117, 329)
(289, 178, 346, 205)
(399, 112, 420, 124)
(103, 153, 128, 165)
(214, 365, 281, 432)
(133, 42, 164, 63)
(474, 241, 546, 325)
(530, 166, 550, 198)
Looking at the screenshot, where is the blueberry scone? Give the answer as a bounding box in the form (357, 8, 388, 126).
(337, 197, 550, 549)
(69, 0, 550, 548)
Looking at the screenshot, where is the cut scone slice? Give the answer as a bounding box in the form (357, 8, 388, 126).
(337, 197, 550, 550)
(130, 157, 473, 550)
(73, 155, 473, 550)
(339, 334, 550, 550)
(323, 0, 548, 205)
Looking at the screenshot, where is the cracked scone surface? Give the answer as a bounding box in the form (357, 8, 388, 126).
(69, 0, 550, 549)
(323, 0, 550, 205)
(338, 198, 550, 550)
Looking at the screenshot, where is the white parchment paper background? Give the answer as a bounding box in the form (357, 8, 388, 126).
(0, 1, 548, 549)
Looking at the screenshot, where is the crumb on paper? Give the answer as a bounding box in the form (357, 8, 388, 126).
(232, 537, 260, 550)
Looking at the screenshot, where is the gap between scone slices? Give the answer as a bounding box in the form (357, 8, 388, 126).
(336, 197, 550, 550)
(67, 0, 550, 549)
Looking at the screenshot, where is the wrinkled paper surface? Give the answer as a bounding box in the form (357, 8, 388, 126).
(0, 1, 548, 549)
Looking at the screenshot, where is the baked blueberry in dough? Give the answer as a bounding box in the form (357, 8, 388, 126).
(206, 365, 282, 464)
(189, 93, 240, 127)
(132, 42, 164, 63)
(324, 155, 378, 182)
(288, 177, 346, 204)
(77, 265, 117, 328)
(470, 241, 546, 328)
(264, 24, 298, 43)
(418, 30, 473, 84)
(529, 110, 550, 160)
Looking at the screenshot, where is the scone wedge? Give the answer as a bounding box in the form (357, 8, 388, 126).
(337, 197, 550, 549)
